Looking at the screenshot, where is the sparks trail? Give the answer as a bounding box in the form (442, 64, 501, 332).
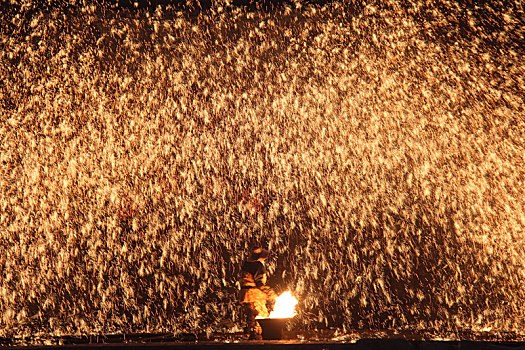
(0, 0, 524, 343)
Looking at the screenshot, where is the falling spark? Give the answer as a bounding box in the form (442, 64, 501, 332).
(0, 0, 524, 344)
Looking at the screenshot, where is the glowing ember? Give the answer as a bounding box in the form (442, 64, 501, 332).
(257, 291, 298, 319)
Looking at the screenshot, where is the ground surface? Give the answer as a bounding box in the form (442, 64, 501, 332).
(4, 330, 525, 348)
(6, 339, 525, 350)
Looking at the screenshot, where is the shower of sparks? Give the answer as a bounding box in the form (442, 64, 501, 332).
(0, 0, 524, 342)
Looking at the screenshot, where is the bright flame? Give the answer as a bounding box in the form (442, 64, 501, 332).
(267, 291, 298, 319)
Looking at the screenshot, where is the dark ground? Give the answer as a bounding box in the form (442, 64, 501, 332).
(6, 339, 525, 350)
(4, 329, 525, 349)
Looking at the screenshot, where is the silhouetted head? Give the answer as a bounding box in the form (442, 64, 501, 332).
(247, 246, 269, 262)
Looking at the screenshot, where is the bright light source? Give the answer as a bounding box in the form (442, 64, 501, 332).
(257, 291, 298, 319)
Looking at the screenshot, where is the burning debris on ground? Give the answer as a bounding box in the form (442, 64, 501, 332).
(0, 0, 524, 345)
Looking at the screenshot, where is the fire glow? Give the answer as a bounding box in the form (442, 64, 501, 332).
(257, 291, 298, 319)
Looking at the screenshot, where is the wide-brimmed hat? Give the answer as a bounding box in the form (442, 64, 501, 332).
(247, 247, 269, 262)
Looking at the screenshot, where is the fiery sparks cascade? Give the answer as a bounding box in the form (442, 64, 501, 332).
(1, 0, 524, 340)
